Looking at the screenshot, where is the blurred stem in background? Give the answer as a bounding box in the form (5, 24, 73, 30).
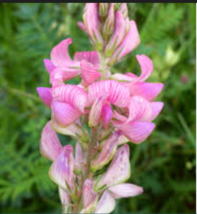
(0, 3, 195, 213)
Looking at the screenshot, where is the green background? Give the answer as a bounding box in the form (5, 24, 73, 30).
(0, 3, 196, 213)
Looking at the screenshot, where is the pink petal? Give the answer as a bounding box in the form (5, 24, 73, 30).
(126, 96, 152, 123)
(40, 121, 62, 161)
(136, 54, 153, 82)
(111, 73, 136, 82)
(83, 3, 102, 43)
(50, 38, 72, 66)
(49, 145, 74, 190)
(37, 87, 52, 108)
(91, 132, 120, 171)
(52, 84, 87, 112)
(81, 60, 101, 86)
(59, 187, 70, 205)
(51, 119, 83, 138)
(118, 121, 155, 144)
(119, 3, 128, 18)
(74, 51, 100, 64)
(77, 21, 86, 32)
(43, 59, 55, 74)
(108, 183, 143, 199)
(82, 179, 98, 211)
(148, 102, 164, 121)
(89, 95, 108, 127)
(129, 82, 164, 101)
(95, 191, 116, 214)
(113, 21, 140, 60)
(102, 103, 112, 128)
(96, 144, 130, 189)
(105, 11, 126, 54)
(88, 80, 130, 107)
(50, 67, 80, 86)
(52, 101, 82, 127)
(118, 135, 129, 145)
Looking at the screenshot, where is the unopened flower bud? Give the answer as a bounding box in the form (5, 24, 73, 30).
(119, 3, 128, 19)
(99, 3, 109, 18)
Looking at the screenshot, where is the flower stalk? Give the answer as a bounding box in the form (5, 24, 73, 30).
(37, 3, 164, 214)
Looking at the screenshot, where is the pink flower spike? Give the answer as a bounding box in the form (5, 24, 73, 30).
(77, 21, 86, 32)
(49, 145, 74, 190)
(74, 51, 100, 65)
(37, 87, 52, 108)
(91, 132, 119, 171)
(95, 191, 116, 214)
(113, 20, 140, 60)
(50, 38, 72, 67)
(129, 82, 164, 101)
(118, 121, 155, 144)
(43, 59, 55, 74)
(96, 144, 130, 189)
(102, 103, 112, 128)
(149, 102, 164, 121)
(82, 179, 98, 212)
(52, 84, 87, 113)
(40, 121, 62, 161)
(81, 60, 101, 86)
(88, 80, 130, 107)
(108, 183, 143, 199)
(52, 101, 82, 127)
(136, 54, 153, 82)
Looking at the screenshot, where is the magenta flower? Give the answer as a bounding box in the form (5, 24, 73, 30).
(37, 3, 164, 213)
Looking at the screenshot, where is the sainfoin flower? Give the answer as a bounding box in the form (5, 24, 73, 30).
(37, 3, 163, 214)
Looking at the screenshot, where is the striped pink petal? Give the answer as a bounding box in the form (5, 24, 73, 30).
(50, 38, 72, 67)
(81, 60, 101, 86)
(102, 103, 112, 128)
(82, 179, 98, 211)
(96, 144, 130, 189)
(95, 191, 116, 214)
(91, 132, 119, 171)
(126, 96, 152, 123)
(129, 82, 164, 101)
(50, 67, 80, 86)
(59, 187, 70, 205)
(43, 59, 55, 74)
(40, 121, 62, 161)
(108, 183, 143, 199)
(113, 21, 140, 60)
(52, 101, 82, 127)
(88, 80, 130, 107)
(74, 51, 100, 64)
(148, 102, 164, 121)
(105, 11, 126, 54)
(37, 87, 52, 108)
(49, 145, 74, 190)
(118, 121, 155, 144)
(52, 84, 87, 112)
(136, 54, 153, 82)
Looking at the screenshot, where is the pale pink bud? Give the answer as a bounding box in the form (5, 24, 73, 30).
(59, 187, 71, 213)
(37, 87, 52, 108)
(77, 21, 86, 32)
(95, 191, 115, 214)
(108, 183, 143, 199)
(101, 103, 112, 128)
(99, 3, 109, 18)
(96, 144, 130, 189)
(40, 121, 62, 161)
(103, 3, 115, 39)
(82, 179, 98, 213)
(49, 145, 75, 191)
(119, 3, 128, 19)
(91, 132, 120, 171)
(74, 142, 85, 174)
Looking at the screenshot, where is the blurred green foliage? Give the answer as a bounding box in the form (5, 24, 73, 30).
(0, 3, 196, 213)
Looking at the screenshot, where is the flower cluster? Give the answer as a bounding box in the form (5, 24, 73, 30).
(37, 3, 163, 213)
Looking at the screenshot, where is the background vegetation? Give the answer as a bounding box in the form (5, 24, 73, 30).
(0, 3, 196, 213)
